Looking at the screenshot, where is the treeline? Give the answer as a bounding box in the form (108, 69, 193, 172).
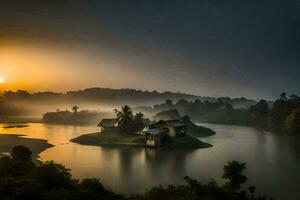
(0, 88, 256, 115)
(0, 146, 271, 200)
(137, 93, 300, 134)
(249, 93, 300, 134)
(137, 99, 254, 126)
(42, 106, 112, 125)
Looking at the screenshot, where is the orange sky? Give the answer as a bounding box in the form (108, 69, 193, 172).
(0, 42, 143, 92)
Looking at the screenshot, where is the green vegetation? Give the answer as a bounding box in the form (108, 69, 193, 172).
(0, 146, 124, 200)
(0, 89, 256, 119)
(42, 107, 111, 125)
(182, 116, 216, 137)
(164, 135, 211, 149)
(71, 105, 146, 147)
(0, 146, 271, 200)
(73, 105, 213, 149)
(223, 161, 248, 190)
(71, 131, 145, 147)
(249, 93, 300, 134)
(150, 108, 216, 138)
(152, 109, 181, 121)
(142, 93, 300, 134)
(114, 105, 145, 134)
(72, 132, 211, 150)
(140, 99, 254, 126)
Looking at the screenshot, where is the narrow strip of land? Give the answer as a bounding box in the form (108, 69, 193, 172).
(0, 134, 53, 160)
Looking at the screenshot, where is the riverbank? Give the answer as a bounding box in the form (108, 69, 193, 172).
(72, 131, 145, 147)
(183, 118, 216, 137)
(71, 131, 211, 149)
(0, 134, 53, 161)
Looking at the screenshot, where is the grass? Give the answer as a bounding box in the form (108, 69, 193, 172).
(72, 130, 212, 150)
(164, 135, 212, 149)
(183, 118, 216, 137)
(71, 130, 145, 147)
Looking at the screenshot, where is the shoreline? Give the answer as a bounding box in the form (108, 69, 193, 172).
(71, 132, 212, 150)
(0, 134, 53, 162)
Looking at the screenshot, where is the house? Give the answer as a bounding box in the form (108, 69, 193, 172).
(145, 119, 186, 147)
(98, 118, 117, 132)
(144, 128, 168, 147)
(150, 119, 186, 137)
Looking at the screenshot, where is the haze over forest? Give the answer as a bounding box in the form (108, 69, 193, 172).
(1, 0, 299, 99)
(0, 88, 257, 117)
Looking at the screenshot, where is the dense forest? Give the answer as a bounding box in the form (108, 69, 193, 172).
(0, 88, 256, 117)
(0, 146, 271, 200)
(249, 93, 300, 134)
(42, 106, 112, 125)
(137, 93, 300, 134)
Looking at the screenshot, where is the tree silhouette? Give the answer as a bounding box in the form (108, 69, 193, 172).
(248, 185, 256, 197)
(223, 161, 248, 190)
(114, 105, 134, 134)
(11, 145, 33, 163)
(72, 106, 79, 113)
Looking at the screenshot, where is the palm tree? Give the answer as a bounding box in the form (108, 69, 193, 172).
(114, 105, 133, 124)
(114, 105, 133, 133)
(72, 106, 79, 113)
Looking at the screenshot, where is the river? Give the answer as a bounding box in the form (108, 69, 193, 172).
(0, 122, 299, 200)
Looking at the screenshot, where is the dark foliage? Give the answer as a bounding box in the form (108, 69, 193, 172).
(148, 99, 254, 126)
(114, 105, 145, 134)
(249, 93, 300, 134)
(0, 88, 256, 117)
(43, 108, 111, 125)
(223, 161, 248, 190)
(0, 146, 271, 200)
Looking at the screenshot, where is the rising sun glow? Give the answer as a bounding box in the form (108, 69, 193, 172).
(0, 77, 5, 83)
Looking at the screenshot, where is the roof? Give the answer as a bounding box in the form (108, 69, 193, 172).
(151, 120, 186, 128)
(98, 118, 117, 128)
(144, 128, 167, 135)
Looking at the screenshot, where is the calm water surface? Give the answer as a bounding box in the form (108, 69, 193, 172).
(1, 123, 300, 200)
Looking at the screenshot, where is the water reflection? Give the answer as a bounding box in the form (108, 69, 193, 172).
(1, 123, 300, 199)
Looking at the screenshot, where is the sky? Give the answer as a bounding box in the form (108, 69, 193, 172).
(0, 0, 299, 100)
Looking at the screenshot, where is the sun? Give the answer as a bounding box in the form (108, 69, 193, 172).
(0, 77, 5, 84)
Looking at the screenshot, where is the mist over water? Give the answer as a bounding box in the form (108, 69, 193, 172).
(1, 122, 299, 200)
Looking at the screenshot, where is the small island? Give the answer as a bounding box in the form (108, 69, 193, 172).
(72, 106, 214, 150)
(42, 106, 112, 125)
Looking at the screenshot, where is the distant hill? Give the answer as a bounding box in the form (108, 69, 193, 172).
(0, 88, 257, 117)
(152, 109, 181, 121)
(1, 88, 257, 107)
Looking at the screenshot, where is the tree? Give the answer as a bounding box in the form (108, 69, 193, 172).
(165, 99, 173, 106)
(34, 161, 77, 189)
(11, 146, 33, 164)
(249, 100, 270, 128)
(223, 161, 248, 190)
(133, 112, 145, 132)
(72, 106, 79, 113)
(176, 99, 189, 107)
(270, 97, 293, 132)
(249, 185, 256, 197)
(114, 105, 134, 134)
(280, 92, 287, 100)
(0, 146, 35, 177)
(283, 107, 300, 134)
